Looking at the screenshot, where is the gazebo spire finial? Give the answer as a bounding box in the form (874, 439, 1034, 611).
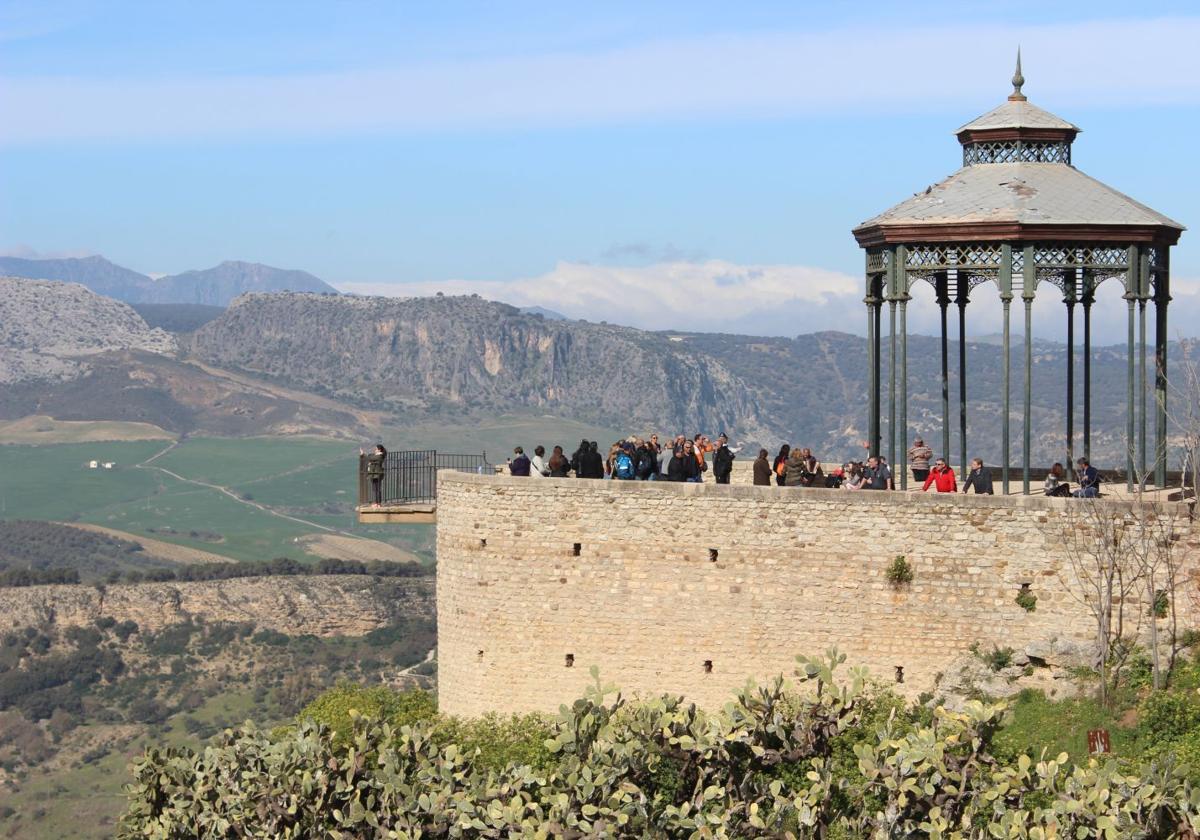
(1009, 47, 1026, 101)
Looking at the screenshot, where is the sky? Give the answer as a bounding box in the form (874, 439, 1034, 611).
(2, 1, 1199, 339)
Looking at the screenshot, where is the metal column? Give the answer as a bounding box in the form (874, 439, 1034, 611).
(865, 258, 879, 460)
(897, 246, 909, 490)
(1065, 280, 1076, 479)
(888, 296, 897, 473)
(1125, 245, 1138, 491)
(1000, 244, 1013, 494)
(1083, 279, 1093, 463)
(1022, 244, 1035, 495)
(1138, 246, 1150, 482)
(938, 274, 951, 465)
(957, 287, 968, 476)
(1154, 250, 1170, 487)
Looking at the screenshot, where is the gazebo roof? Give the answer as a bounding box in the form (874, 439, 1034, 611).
(854, 163, 1185, 232)
(956, 100, 1079, 134)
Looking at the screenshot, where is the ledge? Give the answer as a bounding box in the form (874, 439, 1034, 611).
(438, 470, 1190, 514)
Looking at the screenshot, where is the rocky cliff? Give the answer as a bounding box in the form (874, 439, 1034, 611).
(193, 293, 778, 443)
(0, 575, 433, 636)
(0, 277, 176, 384)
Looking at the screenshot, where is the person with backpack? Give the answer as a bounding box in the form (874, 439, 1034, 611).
(613, 443, 637, 480)
(712, 434, 736, 484)
(636, 439, 659, 480)
(773, 444, 790, 487)
(570, 439, 588, 477)
(548, 445, 571, 477)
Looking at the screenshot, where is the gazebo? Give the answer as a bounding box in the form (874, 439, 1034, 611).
(852, 54, 1184, 493)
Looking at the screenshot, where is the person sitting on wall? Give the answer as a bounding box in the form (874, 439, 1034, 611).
(1043, 462, 1071, 497)
(840, 462, 865, 490)
(752, 448, 772, 486)
(961, 458, 994, 495)
(1073, 457, 1101, 498)
(922, 458, 957, 493)
(529, 445, 550, 478)
(798, 448, 823, 487)
(509, 446, 531, 476)
(712, 433, 736, 484)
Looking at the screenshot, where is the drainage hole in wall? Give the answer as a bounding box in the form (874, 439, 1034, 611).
(479, 538, 487, 548)
(565, 653, 575, 668)
(708, 548, 718, 562)
(894, 665, 904, 684)
(703, 660, 713, 674)
(572, 542, 582, 556)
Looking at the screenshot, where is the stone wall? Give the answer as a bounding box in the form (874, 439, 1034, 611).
(436, 472, 1199, 717)
(0, 575, 434, 636)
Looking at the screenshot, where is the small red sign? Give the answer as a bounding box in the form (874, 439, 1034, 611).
(1088, 729, 1111, 754)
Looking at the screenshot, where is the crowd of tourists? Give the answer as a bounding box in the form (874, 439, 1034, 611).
(499, 434, 1104, 498)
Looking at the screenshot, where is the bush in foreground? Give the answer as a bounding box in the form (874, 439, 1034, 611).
(121, 651, 1200, 838)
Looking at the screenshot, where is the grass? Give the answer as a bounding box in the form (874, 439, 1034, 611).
(0, 416, 622, 566)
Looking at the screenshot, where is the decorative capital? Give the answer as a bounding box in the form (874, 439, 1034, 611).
(1008, 48, 1027, 102)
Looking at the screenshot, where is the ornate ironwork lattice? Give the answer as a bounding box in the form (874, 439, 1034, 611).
(962, 141, 1071, 166)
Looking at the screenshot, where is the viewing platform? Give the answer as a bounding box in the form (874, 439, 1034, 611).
(356, 450, 491, 524)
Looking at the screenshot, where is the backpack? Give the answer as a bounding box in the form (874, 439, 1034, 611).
(636, 450, 655, 479)
(615, 451, 635, 480)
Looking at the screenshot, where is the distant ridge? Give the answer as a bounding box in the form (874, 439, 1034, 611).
(0, 255, 338, 306)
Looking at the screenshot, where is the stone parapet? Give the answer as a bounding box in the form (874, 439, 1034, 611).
(436, 471, 1198, 716)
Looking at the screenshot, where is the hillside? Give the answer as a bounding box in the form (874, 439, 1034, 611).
(192, 292, 1169, 465)
(0, 278, 176, 385)
(0, 256, 337, 306)
(193, 292, 777, 444)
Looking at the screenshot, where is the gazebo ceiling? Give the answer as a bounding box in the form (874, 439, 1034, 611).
(852, 163, 1185, 247)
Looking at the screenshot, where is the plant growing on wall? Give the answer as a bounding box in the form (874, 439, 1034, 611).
(885, 555, 913, 587)
(1015, 589, 1038, 612)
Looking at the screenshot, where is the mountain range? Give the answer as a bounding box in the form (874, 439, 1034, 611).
(0, 255, 337, 306)
(0, 276, 1186, 468)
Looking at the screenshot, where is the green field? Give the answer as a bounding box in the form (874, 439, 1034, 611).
(0, 415, 623, 565)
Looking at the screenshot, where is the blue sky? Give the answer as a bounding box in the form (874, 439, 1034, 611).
(2, 1, 1198, 338)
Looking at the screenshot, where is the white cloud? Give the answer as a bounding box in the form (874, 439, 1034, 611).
(2, 17, 1199, 142)
(339, 261, 1200, 342)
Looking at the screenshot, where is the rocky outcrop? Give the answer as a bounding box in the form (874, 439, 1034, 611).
(0, 277, 176, 384)
(0, 575, 433, 636)
(194, 293, 777, 444)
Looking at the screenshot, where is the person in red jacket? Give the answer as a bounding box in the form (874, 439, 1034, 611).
(921, 458, 957, 493)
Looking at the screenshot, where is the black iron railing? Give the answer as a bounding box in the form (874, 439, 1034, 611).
(358, 450, 491, 507)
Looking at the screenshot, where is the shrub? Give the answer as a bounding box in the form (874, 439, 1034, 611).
(885, 555, 913, 586)
(298, 684, 436, 742)
(1140, 690, 1200, 744)
(121, 652, 1200, 838)
(1015, 589, 1037, 612)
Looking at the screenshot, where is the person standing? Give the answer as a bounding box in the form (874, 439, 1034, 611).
(961, 458, 994, 495)
(908, 438, 933, 484)
(529, 445, 550, 478)
(772, 444, 790, 487)
(752, 448, 772, 485)
(547, 445, 571, 477)
(712, 434, 736, 484)
(921, 458, 957, 493)
(509, 447, 531, 476)
(361, 444, 387, 507)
